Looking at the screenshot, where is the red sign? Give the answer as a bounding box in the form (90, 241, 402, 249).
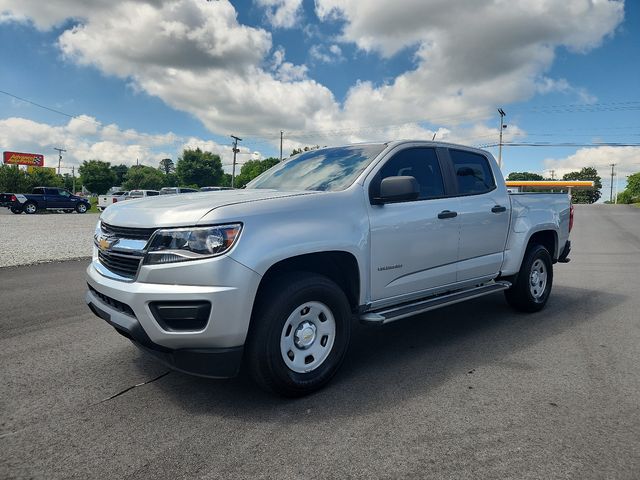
(3, 151, 45, 167)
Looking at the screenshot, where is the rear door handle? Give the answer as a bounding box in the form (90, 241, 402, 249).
(491, 205, 507, 213)
(438, 210, 458, 219)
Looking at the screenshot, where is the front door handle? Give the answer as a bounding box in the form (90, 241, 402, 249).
(438, 210, 458, 219)
(491, 205, 507, 213)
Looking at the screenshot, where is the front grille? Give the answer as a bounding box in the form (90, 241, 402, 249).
(88, 284, 135, 317)
(98, 250, 142, 279)
(101, 222, 157, 241)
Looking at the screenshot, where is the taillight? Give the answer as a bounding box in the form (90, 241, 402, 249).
(569, 204, 574, 232)
(10, 195, 17, 202)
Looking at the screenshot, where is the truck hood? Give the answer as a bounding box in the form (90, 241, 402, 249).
(99, 189, 316, 227)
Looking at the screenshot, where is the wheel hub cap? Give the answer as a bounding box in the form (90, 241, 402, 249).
(294, 322, 317, 349)
(530, 271, 540, 285)
(280, 301, 336, 373)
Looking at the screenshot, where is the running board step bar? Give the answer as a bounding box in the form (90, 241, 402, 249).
(360, 281, 511, 325)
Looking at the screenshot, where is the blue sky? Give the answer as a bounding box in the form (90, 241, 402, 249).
(0, 0, 638, 194)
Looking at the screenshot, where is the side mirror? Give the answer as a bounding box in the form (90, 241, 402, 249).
(372, 176, 420, 205)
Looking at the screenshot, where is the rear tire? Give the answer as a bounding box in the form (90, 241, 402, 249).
(23, 202, 37, 214)
(246, 272, 352, 397)
(504, 244, 553, 312)
(10, 207, 22, 214)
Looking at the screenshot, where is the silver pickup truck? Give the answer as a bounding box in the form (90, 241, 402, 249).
(86, 141, 572, 396)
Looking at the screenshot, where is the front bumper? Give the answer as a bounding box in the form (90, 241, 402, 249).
(86, 299, 243, 378)
(85, 254, 261, 378)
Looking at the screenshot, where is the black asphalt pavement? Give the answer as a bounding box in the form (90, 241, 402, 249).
(1, 204, 639, 479)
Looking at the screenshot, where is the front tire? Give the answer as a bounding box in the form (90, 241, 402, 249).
(75, 203, 88, 214)
(504, 244, 553, 312)
(246, 272, 352, 397)
(23, 202, 37, 214)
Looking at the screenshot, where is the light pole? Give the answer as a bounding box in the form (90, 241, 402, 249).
(497, 108, 506, 169)
(54, 147, 66, 174)
(231, 135, 242, 188)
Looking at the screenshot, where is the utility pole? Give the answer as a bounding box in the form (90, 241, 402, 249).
(497, 108, 506, 169)
(54, 147, 66, 174)
(72, 166, 76, 193)
(280, 130, 283, 161)
(231, 135, 242, 188)
(550, 169, 555, 180)
(609, 163, 616, 202)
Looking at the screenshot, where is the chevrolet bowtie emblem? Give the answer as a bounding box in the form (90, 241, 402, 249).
(97, 234, 119, 251)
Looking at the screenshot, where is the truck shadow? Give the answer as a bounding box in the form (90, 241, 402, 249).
(142, 285, 624, 421)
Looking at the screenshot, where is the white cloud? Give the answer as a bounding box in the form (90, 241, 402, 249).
(536, 77, 597, 104)
(271, 47, 308, 81)
(315, 0, 622, 129)
(0, 116, 183, 169)
(543, 147, 640, 179)
(255, 0, 303, 29)
(0, 0, 625, 151)
(310, 43, 344, 63)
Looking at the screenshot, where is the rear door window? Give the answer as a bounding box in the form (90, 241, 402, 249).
(449, 149, 496, 195)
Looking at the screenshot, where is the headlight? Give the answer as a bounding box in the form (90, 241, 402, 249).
(144, 223, 242, 265)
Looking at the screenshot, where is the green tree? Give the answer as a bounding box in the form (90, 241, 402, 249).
(123, 165, 167, 190)
(159, 158, 175, 175)
(616, 172, 640, 204)
(563, 167, 602, 204)
(0, 165, 29, 192)
(506, 172, 545, 181)
(234, 157, 280, 188)
(176, 148, 224, 187)
(291, 145, 320, 156)
(26, 168, 63, 190)
(79, 160, 116, 194)
(220, 173, 232, 188)
(110, 164, 129, 186)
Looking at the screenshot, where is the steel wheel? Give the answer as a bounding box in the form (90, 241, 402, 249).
(504, 244, 553, 313)
(529, 259, 547, 300)
(280, 301, 336, 373)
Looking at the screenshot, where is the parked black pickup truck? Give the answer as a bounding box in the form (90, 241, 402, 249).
(3, 187, 91, 214)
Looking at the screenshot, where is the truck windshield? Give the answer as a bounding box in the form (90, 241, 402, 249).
(246, 144, 386, 192)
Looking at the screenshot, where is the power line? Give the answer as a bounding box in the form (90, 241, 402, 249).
(479, 142, 640, 148)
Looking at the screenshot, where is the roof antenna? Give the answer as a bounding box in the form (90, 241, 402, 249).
(432, 133, 437, 141)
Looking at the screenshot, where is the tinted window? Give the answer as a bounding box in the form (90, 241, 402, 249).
(376, 148, 445, 200)
(45, 188, 60, 195)
(33, 188, 45, 195)
(147, 191, 159, 196)
(450, 149, 495, 195)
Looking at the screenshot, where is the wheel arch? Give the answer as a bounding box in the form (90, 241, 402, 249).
(252, 251, 361, 316)
(527, 229, 558, 261)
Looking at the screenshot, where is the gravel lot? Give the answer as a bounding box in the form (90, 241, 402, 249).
(0, 208, 97, 267)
